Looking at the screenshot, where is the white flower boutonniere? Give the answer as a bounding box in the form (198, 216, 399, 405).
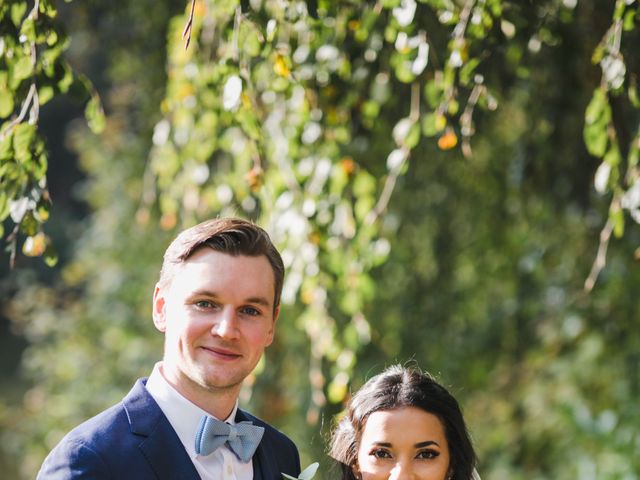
(282, 462, 319, 480)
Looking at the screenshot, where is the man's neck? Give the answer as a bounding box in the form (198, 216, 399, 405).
(159, 363, 240, 420)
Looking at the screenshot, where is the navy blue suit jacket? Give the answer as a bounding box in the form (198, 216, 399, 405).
(37, 379, 301, 479)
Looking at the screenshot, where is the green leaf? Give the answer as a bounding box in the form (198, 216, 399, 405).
(39, 0, 58, 18)
(10, 3, 27, 26)
(583, 88, 610, 157)
(393, 60, 415, 83)
(459, 57, 481, 85)
(406, 122, 421, 148)
(353, 170, 376, 196)
(629, 83, 640, 108)
(0, 192, 9, 221)
(584, 123, 608, 157)
(591, 44, 605, 65)
(0, 132, 13, 160)
(328, 374, 348, 402)
(623, 10, 635, 31)
(628, 135, 639, 169)
(423, 80, 442, 108)
(240, 21, 262, 57)
(38, 84, 55, 105)
(46, 29, 59, 46)
(0, 91, 14, 118)
(13, 55, 34, 82)
(422, 112, 439, 137)
(13, 123, 37, 162)
(585, 88, 609, 124)
(19, 17, 36, 43)
(610, 205, 624, 238)
(361, 100, 380, 120)
(603, 145, 621, 167)
(43, 243, 58, 267)
(85, 93, 106, 133)
(20, 211, 39, 236)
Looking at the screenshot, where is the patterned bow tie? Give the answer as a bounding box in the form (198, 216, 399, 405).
(194, 415, 265, 463)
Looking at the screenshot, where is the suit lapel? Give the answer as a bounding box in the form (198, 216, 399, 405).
(236, 409, 276, 480)
(124, 379, 200, 480)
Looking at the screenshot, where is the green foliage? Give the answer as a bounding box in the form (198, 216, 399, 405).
(582, 0, 640, 289)
(1, 0, 640, 479)
(0, 0, 103, 265)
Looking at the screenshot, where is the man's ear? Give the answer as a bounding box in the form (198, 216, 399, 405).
(265, 304, 280, 346)
(152, 284, 167, 332)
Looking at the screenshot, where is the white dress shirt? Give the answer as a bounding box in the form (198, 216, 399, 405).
(145, 363, 254, 480)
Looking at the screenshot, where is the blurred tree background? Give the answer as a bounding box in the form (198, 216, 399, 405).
(1, 0, 639, 479)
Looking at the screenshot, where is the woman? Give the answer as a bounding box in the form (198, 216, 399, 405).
(330, 365, 478, 480)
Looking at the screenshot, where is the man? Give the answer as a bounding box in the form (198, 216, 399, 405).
(38, 218, 301, 479)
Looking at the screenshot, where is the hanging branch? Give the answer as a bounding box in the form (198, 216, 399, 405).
(182, 0, 197, 50)
(584, 218, 614, 292)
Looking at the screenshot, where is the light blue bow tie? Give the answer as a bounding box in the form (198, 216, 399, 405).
(194, 415, 265, 463)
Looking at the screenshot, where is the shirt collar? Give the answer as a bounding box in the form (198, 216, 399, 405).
(145, 362, 239, 457)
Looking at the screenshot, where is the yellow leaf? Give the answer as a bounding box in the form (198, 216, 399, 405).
(437, 129, 458, 150)
(23, 232, 48, 257)
(273, 54, 290, 77)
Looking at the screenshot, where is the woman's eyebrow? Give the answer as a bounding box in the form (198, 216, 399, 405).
(415, 441, 440, 448)
(371, 442, 392, 447)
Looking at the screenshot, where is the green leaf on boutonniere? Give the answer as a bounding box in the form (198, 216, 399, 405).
(282, 462, 319, 480)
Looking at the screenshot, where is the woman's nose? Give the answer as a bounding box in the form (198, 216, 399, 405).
(388, 461, 417, 480)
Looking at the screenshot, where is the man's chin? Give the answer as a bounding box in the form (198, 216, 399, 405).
(197, 372, 245, 392)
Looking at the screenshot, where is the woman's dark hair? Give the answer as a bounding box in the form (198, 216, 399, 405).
(330, 364, 477, 480)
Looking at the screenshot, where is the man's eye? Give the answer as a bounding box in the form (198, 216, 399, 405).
(371, 449, 392, 459)
(417, 450, 439, 459)
(241, 306, 261, 316)
(195, 300, 214, 308)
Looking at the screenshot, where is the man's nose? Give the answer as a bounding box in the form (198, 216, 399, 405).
(211, 307, 240, 339)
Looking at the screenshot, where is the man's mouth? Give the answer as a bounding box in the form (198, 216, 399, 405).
(200, 345, 241, 360)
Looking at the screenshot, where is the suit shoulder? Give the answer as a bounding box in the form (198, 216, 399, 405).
(37, 403, 126, 479)
(62, 401, 129, 447)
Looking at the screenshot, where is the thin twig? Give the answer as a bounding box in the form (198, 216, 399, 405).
(182, 0, 197, 50)
(0, 84, 37, 140)
(0, 1, 41, 139)
(453, 0, 475, 40)
(7, 224, 20, 269)
(232, 6, 241, 62)
(366, 148, 409, 225)
(410, 82, 420, 122)
(460, 83, 484, 158)
(584, 218, 614, 292)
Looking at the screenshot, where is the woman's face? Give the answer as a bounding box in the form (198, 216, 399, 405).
(355, 406, 451, 480)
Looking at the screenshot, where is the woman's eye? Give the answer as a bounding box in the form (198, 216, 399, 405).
(371, 449, 392, 459)
(416, 450, 439, 459)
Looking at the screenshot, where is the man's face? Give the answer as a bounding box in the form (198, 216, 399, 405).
(153, 249, 279, 398)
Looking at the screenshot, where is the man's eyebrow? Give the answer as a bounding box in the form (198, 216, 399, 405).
(189, 290, 272, 308)
(190, 289, 219, 298)
(244, 296, 271, 307)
